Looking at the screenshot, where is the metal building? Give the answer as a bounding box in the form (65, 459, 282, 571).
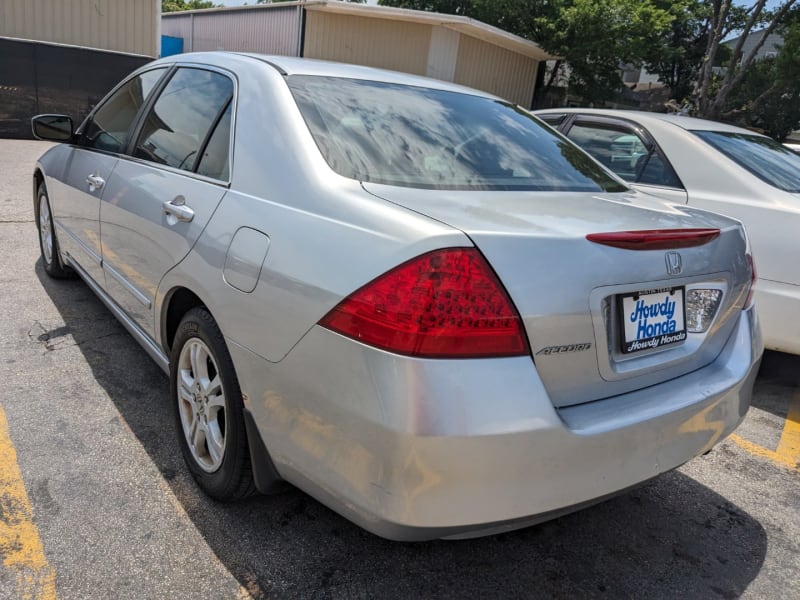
(161, 1, 554, 108)
(0, 0, 158, 138)
(0, 0, 160, 57)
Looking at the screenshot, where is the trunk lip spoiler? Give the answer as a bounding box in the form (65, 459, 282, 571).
(586, 228, 721, 250)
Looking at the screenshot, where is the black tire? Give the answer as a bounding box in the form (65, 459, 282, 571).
(170, 307, 255, 501)
(36, 182, 74, 279)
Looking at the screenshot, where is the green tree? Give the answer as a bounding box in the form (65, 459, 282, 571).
(537, 0, 672, 104)
(639, 1, 713, 104)
(162, 0, 219, 12)
(375, 1, 469, 11)
(258, 0, 365, 3)
(693, 0, 798, 119)
(379, 0, 672, 105)
(723, 19, 800, 139)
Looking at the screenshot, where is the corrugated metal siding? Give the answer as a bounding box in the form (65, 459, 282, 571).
(0, 0, 158, 56)
(160, 14, 193, 49)
(454, 34, 538, 107)
(161, 7, 300, 55)
(182, 7, 300, 55)
(304, 11, 431, 76)
(426, 27, 459, 82)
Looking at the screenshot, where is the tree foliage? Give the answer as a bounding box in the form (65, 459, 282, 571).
(162, 0, 218, 12)
(258, 0, 365, 3)
(607, 0, 800, 135)
(539, 0, 672, 104)
(638, 1, 714, 104)
(723, 17, 800, 139)
(693, 0, 798, 119)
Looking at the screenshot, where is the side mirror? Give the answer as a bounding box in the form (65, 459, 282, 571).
(31, 114, 74, 142)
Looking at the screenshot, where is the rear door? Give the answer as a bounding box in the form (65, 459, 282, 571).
(561, 116, 689, 203)
(52, 67, 168, 284)
(99, 66, 234, 339)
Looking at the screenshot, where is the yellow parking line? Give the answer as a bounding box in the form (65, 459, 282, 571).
(775, 389, 800, 467)
(729, 434, 799, 472)
(0, 407, 57, 600)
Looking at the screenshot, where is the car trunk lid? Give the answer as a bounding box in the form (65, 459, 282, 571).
(363, 184, 752, 407)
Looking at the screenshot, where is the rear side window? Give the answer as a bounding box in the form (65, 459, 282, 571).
(694, 130, 800, 193)
(288, 76, 627, 192)
(134, 68, 233, 175)
(636, 152, 683, 188)
(83, 68, 167, 153)
(567, 122, 682, 188)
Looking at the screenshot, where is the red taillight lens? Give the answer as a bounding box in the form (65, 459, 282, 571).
(586, 228, 720, 250)
(319, 248, 529, 358)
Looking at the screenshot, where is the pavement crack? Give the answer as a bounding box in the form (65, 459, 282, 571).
(0, 219, 34, 223)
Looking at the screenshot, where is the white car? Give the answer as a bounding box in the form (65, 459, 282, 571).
(537, 109, 800, 355)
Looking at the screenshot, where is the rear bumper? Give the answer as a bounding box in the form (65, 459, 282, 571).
(229, 305, 762, 541)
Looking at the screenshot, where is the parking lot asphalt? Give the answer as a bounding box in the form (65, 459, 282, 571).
(1, 139, 798, 599)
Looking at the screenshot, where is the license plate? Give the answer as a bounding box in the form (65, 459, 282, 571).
(620, 287, 686, 354)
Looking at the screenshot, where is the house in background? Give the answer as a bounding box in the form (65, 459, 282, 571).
(161, 1, 555, 109)
(0, 0, 160, 138)
(724, 29, 784, 62)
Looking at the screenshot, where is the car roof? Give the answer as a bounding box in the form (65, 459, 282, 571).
(534, 108, 763, 137)
(152, 51, 498, 99)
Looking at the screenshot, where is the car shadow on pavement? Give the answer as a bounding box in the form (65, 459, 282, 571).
(37, 262, 768, 599)
(752, 350, 800, 419)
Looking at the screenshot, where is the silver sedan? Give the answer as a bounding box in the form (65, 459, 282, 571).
(536, 108, 800, 355)
(32, 53, 761, 541)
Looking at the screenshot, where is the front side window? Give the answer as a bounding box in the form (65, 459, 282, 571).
(134, 68, 233, 175)
(288, 76, 627, 192)
(83, 68, 167, 153)
(694, 130, 800, 193)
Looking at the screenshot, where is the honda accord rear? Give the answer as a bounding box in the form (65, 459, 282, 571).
(34, 54, 762, 541)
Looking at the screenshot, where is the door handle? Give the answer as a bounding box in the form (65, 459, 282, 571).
(163, 196, 194, 224)
(86, 174, 105, 192)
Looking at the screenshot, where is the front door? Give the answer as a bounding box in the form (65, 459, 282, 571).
(49, 67, 169, 285)
(99, 66, 235, 339)
(50, 148, 116, 284)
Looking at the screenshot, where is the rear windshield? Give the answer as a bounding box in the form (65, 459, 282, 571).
(694, 130, 800, 193)
(288, 76, 627, 192)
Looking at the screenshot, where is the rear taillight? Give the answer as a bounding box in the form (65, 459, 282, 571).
(586, 228, 720, 250)
(318, 248, 529, 358)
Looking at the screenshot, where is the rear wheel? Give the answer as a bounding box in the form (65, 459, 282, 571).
(37, 183, 73, 279)
(171, 307, 255, 500)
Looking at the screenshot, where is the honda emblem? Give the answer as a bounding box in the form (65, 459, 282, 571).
(665, 251, 682, 275)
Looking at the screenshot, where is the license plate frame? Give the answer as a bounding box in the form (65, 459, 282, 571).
(619, 286, 687, 354)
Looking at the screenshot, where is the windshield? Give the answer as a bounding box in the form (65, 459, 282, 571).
(288, 76, 627, 192)
(693, 130, 800, 193)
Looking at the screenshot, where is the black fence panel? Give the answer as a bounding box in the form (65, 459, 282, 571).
(0, 38, 151, 139)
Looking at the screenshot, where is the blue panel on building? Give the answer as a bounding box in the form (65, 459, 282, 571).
(161, 35, 184, 57)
